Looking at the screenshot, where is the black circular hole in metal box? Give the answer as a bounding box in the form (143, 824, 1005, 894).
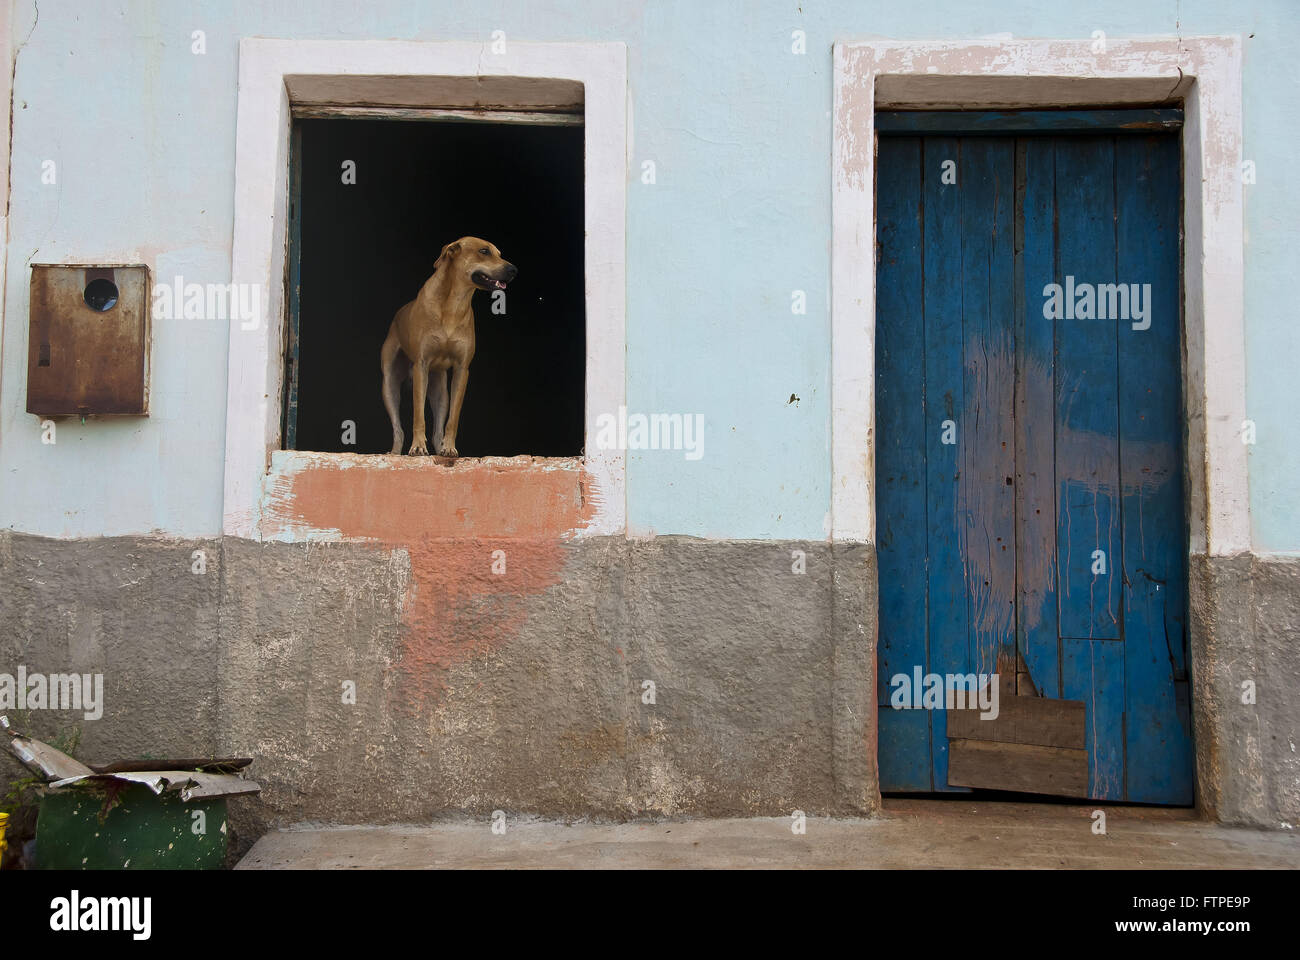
(83, 278, 118, 312)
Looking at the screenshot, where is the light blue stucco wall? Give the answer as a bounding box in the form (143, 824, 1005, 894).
(0, 0, 1294, 549)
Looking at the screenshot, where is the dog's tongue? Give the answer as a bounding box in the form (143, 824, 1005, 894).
(494, 280, 507, 289)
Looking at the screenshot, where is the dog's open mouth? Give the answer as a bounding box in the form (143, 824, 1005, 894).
(472, 271, 510, 290)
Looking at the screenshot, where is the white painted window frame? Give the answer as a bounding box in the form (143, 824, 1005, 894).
(223, 39, 627, 539)
(831, 37, 1247, 557)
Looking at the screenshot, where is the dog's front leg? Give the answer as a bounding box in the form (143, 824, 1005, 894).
(428, 368, 449, 454)
(408, 360, 431, 455)
(438, 363, 469, 457)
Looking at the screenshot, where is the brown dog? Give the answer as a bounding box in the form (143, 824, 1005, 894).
(380, 237, 517, 456)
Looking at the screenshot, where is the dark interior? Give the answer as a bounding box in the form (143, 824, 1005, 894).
(289, 117, 585, 456)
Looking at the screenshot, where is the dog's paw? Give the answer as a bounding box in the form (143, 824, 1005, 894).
(437, 440, 458, 458)
(407, 438, 429, 456)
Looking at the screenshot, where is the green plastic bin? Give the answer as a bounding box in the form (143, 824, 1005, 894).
(36, 784, 228, 870)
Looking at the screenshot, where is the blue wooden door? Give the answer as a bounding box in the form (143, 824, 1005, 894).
(875, 116, 1193, 804)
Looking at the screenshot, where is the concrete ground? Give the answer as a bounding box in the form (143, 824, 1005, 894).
(236, 799, 1300, 869)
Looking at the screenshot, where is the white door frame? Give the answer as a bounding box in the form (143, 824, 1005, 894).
(830, 37, 1247, 558)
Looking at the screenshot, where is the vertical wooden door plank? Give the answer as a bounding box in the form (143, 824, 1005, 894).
(1015, 137, 1062, 698)
(1063, 636, 1126, 799)
(875, 135, 927, 707)
(959, 138, 1018, 688)
(875, 136, 931, 791)
(924, 137, 970, 791)
(1117, 134, 1194, 804)
(1054, 137, 1121, 640)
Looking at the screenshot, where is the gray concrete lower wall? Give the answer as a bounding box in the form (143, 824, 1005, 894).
(3, 533, 1296, 852)
(0, 532, 877, 851)
(1189, 553, 1300, 828)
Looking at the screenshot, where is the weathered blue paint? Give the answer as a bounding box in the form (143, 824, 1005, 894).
(876, 119, 1192, 802)
(874, 136, 925, 707)
(1117, 135, 1194, 804)
(1063, 636, 1126, 799)
(875, 136, 930, 791)
(959, 138, 1016, 686)
(1055, 137, 1121, 641)
(922, 137, 970, 793)
(1015, 136, 1061, 698)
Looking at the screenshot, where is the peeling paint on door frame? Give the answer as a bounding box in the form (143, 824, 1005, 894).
(830, 37, 1247, 559)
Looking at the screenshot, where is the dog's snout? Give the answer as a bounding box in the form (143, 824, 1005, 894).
(504, 263, 519, 281)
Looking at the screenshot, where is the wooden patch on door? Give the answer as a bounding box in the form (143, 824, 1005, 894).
(946, 691, 1086, 750)
(947, 739, 1089, 796)
(946, 679, 1088, 795)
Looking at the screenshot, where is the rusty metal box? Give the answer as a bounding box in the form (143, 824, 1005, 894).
(27, 264, 151, 417)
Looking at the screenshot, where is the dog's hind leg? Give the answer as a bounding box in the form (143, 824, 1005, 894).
(428, 367, 449, 453)
(380, 326, 409, 455)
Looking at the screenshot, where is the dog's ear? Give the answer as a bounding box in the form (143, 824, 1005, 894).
(433, 240, 462, 271)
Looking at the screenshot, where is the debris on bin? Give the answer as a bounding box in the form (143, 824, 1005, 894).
(1, 715, 259, 801)
(1, 715, 95, 781)
(2, 714, 260, 870)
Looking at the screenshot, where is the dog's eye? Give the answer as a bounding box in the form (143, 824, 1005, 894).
(479, 248, 490, 255)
